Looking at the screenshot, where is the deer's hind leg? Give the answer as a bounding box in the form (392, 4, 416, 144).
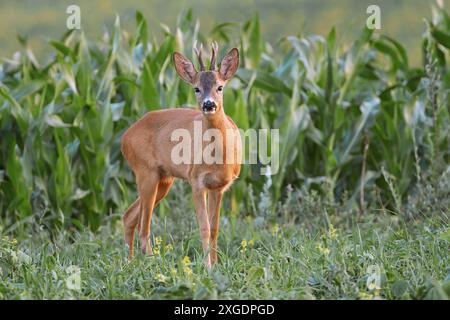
(137, 171, 160, 255)
(123, 198, 140, 258)
(123, 176, 173, 258)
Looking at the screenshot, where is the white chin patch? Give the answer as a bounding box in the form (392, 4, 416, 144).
(203, 109, 216, 114)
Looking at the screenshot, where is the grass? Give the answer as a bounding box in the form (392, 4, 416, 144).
(0, 6, 449, 300)
(1, 181, 449, 300)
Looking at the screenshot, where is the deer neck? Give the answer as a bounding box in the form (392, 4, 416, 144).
(204, 108, 227, 132)
(202, 107, 232, 165)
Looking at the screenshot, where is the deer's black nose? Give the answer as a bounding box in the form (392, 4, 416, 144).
(203, 100, 216, 108)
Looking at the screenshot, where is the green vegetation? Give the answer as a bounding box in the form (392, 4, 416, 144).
(1, 181, 449, 299)
(0, 4, 449, 299)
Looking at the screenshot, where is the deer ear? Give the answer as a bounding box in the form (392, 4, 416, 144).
(219, 48, 239, 81)
(173, 52, 197, 83)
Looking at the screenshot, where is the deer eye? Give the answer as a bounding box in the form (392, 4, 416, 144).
(217, 86, 223, 92)
(194, 87, 200, 94)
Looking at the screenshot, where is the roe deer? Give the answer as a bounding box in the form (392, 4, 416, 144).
(121, 42, 241, 267)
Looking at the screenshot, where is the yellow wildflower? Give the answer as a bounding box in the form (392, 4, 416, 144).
(316, 243, 330, 256)
(241, 239, 247, 253)
(358, 291, 374, 300)
(271, 224, 280, 236)
(248, 239, 255, 247)
(155, 236, 162, 246)
(153, 247, 160, 256)
(155, 273, 168, 282)
(165, 244, 173, 252)
(328, 224, 337, 240)
(184, 266, 193, 277)
(182, 256, 191, 266)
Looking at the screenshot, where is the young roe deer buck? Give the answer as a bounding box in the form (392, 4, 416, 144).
(121, 42, 241, 267)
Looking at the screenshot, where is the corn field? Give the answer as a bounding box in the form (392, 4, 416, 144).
(0, 7, 449, 233)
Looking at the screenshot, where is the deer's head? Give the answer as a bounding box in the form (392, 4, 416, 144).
(173, 42, 239, 116)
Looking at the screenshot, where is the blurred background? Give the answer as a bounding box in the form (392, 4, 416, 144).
(1, 0, 448, 65)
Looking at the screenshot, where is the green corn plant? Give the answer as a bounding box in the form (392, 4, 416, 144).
(0, 6, 449, 234)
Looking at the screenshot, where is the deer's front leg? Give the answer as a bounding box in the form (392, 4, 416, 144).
(208, 190, 223, 265)
(192, 186, 211, 268)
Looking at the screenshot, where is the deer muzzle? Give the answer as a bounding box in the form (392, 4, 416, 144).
(202, 99, 216, 114)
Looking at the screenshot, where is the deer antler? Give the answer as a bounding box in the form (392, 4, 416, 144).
(193, 40, 205, 71)
(210, 41, 219, 71)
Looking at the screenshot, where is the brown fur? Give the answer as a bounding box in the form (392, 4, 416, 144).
(121, 45, 241, 267)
